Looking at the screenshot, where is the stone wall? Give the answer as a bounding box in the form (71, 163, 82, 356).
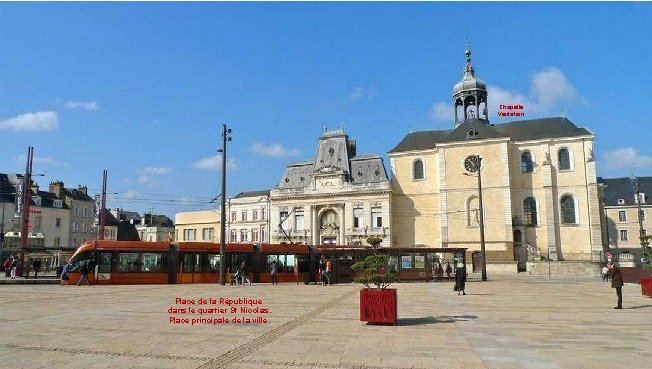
(527, 261, 601, 277)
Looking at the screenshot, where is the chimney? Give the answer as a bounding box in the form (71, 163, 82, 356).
(49, 181, 64, 198)
(77, 185, 88, 195)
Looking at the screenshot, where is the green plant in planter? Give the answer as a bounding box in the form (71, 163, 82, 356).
(352, 253, 398, 289)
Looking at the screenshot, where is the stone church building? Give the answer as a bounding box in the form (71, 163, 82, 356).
(389, 48, 602, 272)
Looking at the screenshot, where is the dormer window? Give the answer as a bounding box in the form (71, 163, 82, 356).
(33, 196, 41, 206)
(617, 198, 625, 205)
(53, 199, 62, 208)
(636, 193, 646, 204)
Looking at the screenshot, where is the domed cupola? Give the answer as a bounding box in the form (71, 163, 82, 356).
(453, 48, 489, 126)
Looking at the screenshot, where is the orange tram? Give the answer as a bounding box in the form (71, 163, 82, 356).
(67, 240, 467, 285)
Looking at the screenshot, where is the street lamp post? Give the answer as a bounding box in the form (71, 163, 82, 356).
(219, 124, 232, 285)
(465, 155, 487, 281)
(630, 176, 648, 266)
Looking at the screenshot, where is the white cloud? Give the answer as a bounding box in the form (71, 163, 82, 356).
(429, 102, 454, 121)
(141, 166, 172, 175)
(349, 87, 374, 102)
(429, 67, 583, 121)
(192, 154, 237, 171)
(138, 176, 155, 184)
(64, 100, 99, 110)
(15, 154, 71, 169)
(530, 67, 581, 110)
(0, 111, 58, 131)
(250, 143, 300, 157)
(601, 147, 652, 170)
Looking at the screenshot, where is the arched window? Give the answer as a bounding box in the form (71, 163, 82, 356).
(560, 195, 576, 224)
(320, 210, 339, 228)
(558, 148, 571, 170)
(521, 151, 534, 173)
(467, 196, 479, 226)
(523, 197, 537, 225)
(413, 159, 424, 180)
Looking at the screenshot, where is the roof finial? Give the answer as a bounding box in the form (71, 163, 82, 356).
(465, 32, 471, 63)
(323, 124, 327, 134)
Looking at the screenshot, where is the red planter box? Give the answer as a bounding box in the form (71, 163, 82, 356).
(641, 277, 652, 297)
(360, 288, 397, 325)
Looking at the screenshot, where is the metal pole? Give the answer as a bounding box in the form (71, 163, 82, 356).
(635, 179, 644, 243)
(219, 124, 231, 285)
(99, 170, 107, 240)
(476, 156, 487, 282)
(20, 146, 34, 277)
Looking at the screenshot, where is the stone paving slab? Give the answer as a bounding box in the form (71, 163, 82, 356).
(1, 276, 651, 369)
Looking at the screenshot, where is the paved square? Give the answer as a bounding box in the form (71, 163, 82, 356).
(1, 276, 650, 369)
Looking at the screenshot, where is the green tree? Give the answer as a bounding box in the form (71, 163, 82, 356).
(366, 236, 383, 249)
(352, 253, 398, 289)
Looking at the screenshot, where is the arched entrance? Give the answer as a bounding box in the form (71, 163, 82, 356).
(513, 229, 527, 272)
(320, 209, 339, 245)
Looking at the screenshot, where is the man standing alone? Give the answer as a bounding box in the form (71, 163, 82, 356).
(607, 263, 624, 309)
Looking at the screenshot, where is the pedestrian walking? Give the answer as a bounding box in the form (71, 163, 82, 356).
(607, 262, 624, 309)
(325, 257, 332, 285)
(32, 258, 41, 279)
(3, 258, 11, 277)
(77, 263, 90, 286)
(270, 261, 278, 285)
(10, 258, 17, 279)
(240, 261, 251, 285)
(319, 258, 326, 286)
(454, 262, 467, 296)
(445, 262, 452, 279)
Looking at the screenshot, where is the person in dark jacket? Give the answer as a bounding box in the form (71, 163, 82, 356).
(454, 262, 467, 296)
(77, 263, 90, 286)
(607, 262, 624, 309)
(32, 258, 41, 279)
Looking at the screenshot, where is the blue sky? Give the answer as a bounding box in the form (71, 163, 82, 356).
(1, 2, 651, 218)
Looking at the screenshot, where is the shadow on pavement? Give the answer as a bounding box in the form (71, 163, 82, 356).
(397, 315, 477, 326)
(624, 304, 652, 310)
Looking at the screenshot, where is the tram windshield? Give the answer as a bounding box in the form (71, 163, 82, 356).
(69, 251, 92, 272)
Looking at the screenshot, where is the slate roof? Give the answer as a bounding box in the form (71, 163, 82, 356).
(142, 214, 174, 227)
(63, 188, 94, 202)
(350, 155, 389, 184)
(389, 117, 593, 153)
(277, 130, 389, 189)
(598, 177, 652, 206)
(233, 189, 270, 199)
(100, 209, 121, 226)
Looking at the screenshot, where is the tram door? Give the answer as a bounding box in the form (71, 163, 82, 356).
(177, 253, 201, 283)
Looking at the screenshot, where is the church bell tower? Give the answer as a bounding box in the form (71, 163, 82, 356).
(453, 47, 489, 126)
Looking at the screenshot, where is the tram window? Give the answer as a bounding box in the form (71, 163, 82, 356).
(415, 255, 425, 269)
(388, 255, 399, 272)
(401, 254, 413, 269)
(70, 252, 92, 272)
(182, 254, 194, 273)
(117, 253, 140, 272)
(266, 255, 279, 272)
(141, 253, 162, 272)
(98, 253, 112, 273)
(207, 254, 220, 272)
(286, 255, 296, 272)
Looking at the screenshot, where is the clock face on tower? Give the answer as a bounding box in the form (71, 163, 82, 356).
(464, 155, 481, 173)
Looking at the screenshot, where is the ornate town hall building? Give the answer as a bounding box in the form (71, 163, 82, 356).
(270, 130, 392, 247)
(389, 49, 602, 271)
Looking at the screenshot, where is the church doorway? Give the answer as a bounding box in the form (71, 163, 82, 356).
(513, 229, 527, 272)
